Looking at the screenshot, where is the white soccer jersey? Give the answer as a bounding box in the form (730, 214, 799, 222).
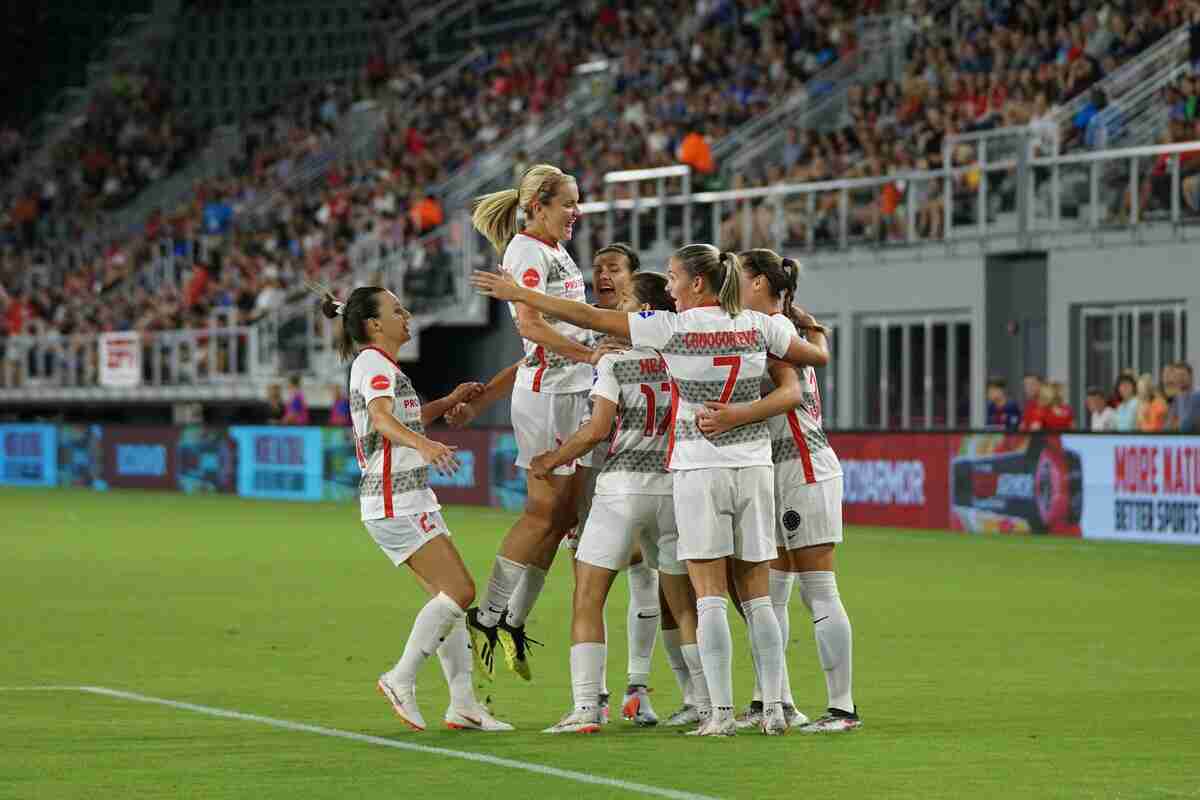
(628, 305, 795, 471)
(503, 232, 592, 393)
(349, 347, 440, 521)
(762, 315, 842, 485)
(590, 347, 674, 495)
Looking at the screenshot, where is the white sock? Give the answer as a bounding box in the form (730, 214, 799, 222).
(695, 595, 733, 711)
(570, 642, 606, 713)
(436, 617, 475, 709)
(601, 617, 609, 696)
(742, 596, 783, 707)
(505, 564, 547, 627)
(478, 556, 525, 627)
(769, 569, 796, 706)
(389, 592, 464, 688)
(798, 571, 854, 713)
(661, 627, 694, 705)
(680, 643, 711, 713)
(626, 563, 659, 686)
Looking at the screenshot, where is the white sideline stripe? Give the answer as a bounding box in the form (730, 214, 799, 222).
(0, 686, 720, 800)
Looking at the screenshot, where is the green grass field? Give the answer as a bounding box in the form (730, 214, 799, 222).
(2, 488, 1198, 800)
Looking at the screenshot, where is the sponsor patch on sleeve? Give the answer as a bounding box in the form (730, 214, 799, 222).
(370, 374, 391, 391)
(522, 268, 541, 288)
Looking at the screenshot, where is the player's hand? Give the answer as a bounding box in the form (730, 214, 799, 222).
(696, 401, 742, 437)
(471, 268, 523, 301)
(450, 381, 485, 403)
(417, 438, 461, 476)
(792, 305, 830, 336)
(589, 339, 630, 365)
(444, 401, 477, 428)
(529, 452, 557, 481)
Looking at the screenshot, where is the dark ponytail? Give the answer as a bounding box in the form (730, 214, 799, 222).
(738, 249, 806, 331)
(311, 282, 385, 361)
(629, 272, 675, 312)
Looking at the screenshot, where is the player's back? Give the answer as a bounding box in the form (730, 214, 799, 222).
(592, 346, 673, 496)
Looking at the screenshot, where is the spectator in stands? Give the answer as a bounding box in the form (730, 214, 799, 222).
(1169, 361, 1196, 430)
(282, 375, 309, 426)
(328, 383, 351, 427)
(266, 383, 286, 424)
(986, 376, 1023, 431)
(678, 123, 715, 178)
(1113, 372, 1139, 431)
(1086, 386, 1118, 431)
(1136, 373, 1170, 431)
(1020, 372, 1044, 427)
(1040, 380, 1076, 431)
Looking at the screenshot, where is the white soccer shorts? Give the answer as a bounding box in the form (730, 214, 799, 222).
(363, 510, 450, 566)
(511, 387, 592, 475)
(776, 475, 844, 550)
(575, 493, 685, 576)
(672, 465, 777, 563)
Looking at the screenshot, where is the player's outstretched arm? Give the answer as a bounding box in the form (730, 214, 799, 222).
(697, 360, 803, 437)
(528, 398, 617, 480)
(514, 303, 596, 364)
(367, 397, 460, 476)
(421, 381, 485, 427)
(446, 360, 522, 427)
(472, 269, 631, 340)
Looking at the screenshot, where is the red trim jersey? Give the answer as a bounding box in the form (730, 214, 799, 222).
(349, 347, 439, 521)
(628, 306, 795, 471)
(589, 346, 673, 495)
(503, 232, 592, 394)
(762, 315, 842, 485)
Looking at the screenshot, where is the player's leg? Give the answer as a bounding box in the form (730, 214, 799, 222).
(623, 542, 660, 723)
(658, 577, 699, 725)
(789, 476, 859, 733)
(373, 516, 473, 732)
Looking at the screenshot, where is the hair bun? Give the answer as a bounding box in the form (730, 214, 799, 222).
(320, 297, 341, 320)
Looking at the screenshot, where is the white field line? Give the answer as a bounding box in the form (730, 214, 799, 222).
(0, 685, 720, 800)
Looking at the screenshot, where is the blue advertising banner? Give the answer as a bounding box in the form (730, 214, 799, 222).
(0, 424, 58, 487)
(229, 426, 324, 501)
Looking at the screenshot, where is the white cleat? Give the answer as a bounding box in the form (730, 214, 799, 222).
(662, 704, 701, 727)
(797, 708, 862, 733)
(734, 702, 763, 729)
(542, 707, 602, 734)
(377, 674, 425, 732)
(761, 703, 788, 736)
(621, 686, 658, 727)
(444, 704, 515, 732)
(685, 709, 736, 737)
(782, 704, 809, 728)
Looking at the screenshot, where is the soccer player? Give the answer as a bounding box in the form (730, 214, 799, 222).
(697, 250, 860, 733)
(529, 273, 679, 733)
(471, 243, 831, 736)
(465, 164, 596, 680)
(316, 284, 512, 733)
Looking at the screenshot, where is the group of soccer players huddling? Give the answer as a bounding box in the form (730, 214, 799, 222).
(319, 163, 858, 737)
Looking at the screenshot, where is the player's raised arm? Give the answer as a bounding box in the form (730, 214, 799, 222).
(472, 269, 632, 340)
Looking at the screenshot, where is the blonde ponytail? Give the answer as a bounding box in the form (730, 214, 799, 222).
(716, 251, 743, 316)
(674, 243, 743, 316)
(471, 188, 522, 257)
(471, 163, 575, 256)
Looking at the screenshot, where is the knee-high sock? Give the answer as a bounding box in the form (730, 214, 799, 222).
(769, 569, 796, 706)
(680, 642, 711, 714)
(798, 571, 854, 713)
(695, 595, 733, 710)
(437, 617, 476, 709)
(742, 596, 783, 707)
(389, 592, 464, 688)
(505, 564, 547, 627)
(570, 642, 606, 713)
(661, 627, 694, 705)
(626, 563, 659, 686)
(477, 556, 525, 627)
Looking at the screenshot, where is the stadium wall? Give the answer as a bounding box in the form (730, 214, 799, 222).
(4, 424, 1197, 546)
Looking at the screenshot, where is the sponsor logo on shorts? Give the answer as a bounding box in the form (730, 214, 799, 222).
(782, 509, 802, 532)
(371, 374, 391, 391)
(522, 268, 541, 288)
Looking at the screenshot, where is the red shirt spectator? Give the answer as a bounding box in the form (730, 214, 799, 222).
(1041, 403, 1076, 431)
(410, 193, 444, 232)
(679, 131, 715, 175)
(184, 266, 210, 308)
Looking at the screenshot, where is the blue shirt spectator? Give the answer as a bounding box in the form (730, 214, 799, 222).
(986, 378, 1022, 431)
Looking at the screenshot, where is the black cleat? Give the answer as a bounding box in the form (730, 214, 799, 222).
(465, 608, 501, 680)
(497, 613, 542, 681)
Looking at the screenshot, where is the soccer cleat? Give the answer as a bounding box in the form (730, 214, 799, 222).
(662, 704, 701, 727)
(797, 707, 862, 733)
(621, 685, 658, 727)
(734, 700, 764, 729)
(496, 614, 542, 681)
(685, 709, 735, 737)
(598, 691, 611, 724)
(761, 703, 788, 736)
(542, 707, 602, 734)
(465, 608, 500, 679)
(444, 704, 515, 732)
(782, 703, 809, 728)
(377, 674, 425, 731)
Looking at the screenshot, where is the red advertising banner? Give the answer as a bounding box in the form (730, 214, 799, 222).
(828, 433, 951, 530)
(102, 426, 181, 491)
